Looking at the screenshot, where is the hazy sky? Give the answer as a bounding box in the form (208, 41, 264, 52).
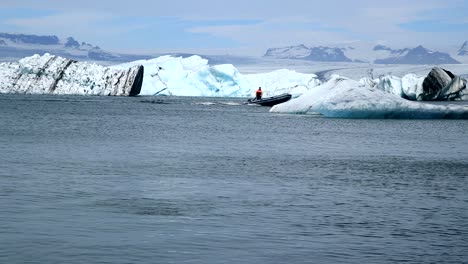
(1, 0, 467, 55)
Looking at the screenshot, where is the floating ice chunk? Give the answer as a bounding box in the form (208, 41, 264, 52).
(271, 76, 468, 119)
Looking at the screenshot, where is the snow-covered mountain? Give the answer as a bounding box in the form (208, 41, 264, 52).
(0, 33, 257, 65)
(458, 41, 468, 56)
(265, 45, 353, 62)
(264, 44, 312, 59)
(264, 43, 462, 64)
(3, 33, 467, 66)
(0, 33, 151, 63)
(374, 45, 460, 64)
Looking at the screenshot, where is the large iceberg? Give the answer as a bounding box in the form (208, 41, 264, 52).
(271, 76, 468, 119)
(0, 54, 143, 96)
(113, 55, 321, 97)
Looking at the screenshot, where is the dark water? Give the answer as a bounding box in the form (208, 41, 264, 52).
(1, 94, 468, 264)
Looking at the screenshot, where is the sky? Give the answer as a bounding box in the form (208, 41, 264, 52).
(0, 0, 468, 56)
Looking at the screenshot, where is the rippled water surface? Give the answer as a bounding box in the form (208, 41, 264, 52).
(1, 94, 468, 264)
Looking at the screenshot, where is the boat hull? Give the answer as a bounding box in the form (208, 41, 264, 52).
(248, 93, 292, 106)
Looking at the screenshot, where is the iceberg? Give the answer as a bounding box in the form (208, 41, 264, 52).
(419, 68, 466, 100)
(113, 55, 320, 97)
(366, 74, 424, 100)
(1, 54, 319, 97)
(368, 68, 467, 101)
(0, 54, 143, 96)
(270, 76, 468, 119)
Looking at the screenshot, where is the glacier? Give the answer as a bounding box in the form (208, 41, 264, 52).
(0, 54, 143, 96)
(270, 76, 468, 119)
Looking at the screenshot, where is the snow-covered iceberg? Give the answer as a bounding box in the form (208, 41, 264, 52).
(271, 76, 468, 119)
(114, 55, 320, 97)
(368, 68, 467, 101)
(0, 54, 143, 96)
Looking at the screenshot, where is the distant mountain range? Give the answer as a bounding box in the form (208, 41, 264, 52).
(0, 32, 260, 65)
(264, 43, 468, 64)
(1, 32, 468, 65)
(0, 33, 152, 63)
(265, 44, 354, 62)
(372, 45, 460, 64)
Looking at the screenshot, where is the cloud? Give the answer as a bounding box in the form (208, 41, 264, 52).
(2, 10, 156, 49)
(0, 0, 467, 55)
(4, 11, 113, 37)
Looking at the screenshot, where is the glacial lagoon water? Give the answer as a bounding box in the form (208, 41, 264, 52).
(1, 94, 468, 264)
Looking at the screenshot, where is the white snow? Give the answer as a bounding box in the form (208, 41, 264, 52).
(265, 45, 311, 59)
(270, 76, 468, 119)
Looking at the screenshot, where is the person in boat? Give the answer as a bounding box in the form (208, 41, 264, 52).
(255, 87, 263, 100)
